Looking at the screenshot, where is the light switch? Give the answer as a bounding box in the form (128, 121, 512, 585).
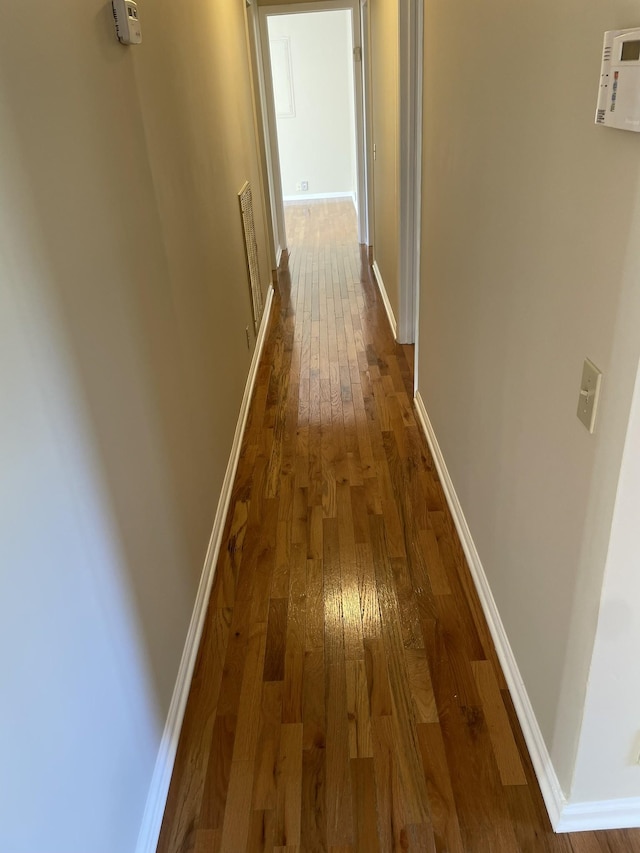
(577, 358, 602, 433)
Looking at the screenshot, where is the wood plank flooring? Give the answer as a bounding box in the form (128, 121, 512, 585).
(157, 199, 640, 853)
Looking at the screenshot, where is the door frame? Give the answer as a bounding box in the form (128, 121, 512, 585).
(360, 0, 374, 255)
(245, 0, 279, 271)
(256, 0, 370, 251)
(397, 0, 424, 372)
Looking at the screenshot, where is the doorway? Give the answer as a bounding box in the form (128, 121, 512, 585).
(257, 1, 368, 259)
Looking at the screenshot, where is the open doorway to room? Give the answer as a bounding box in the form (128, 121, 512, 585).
(257, 2, 369, 259)
(269, 10, 357, 210)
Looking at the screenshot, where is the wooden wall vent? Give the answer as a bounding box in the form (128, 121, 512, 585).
(238, 181, 264, 334)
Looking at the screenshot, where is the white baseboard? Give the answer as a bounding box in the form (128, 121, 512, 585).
(372, 260, 397, 340)
(135, 284, 275, 853)
(413, 391, 567, 830)
(282, 192, 358, 216)
(283, 191, 355, 202)
(556, 798, 640, 833)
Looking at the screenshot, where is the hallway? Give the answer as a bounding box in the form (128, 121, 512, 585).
(157, 201, 640, 853)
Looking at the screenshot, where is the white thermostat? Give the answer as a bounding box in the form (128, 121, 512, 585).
(112, 0, 142, 45)
(596, 29, 640, 131)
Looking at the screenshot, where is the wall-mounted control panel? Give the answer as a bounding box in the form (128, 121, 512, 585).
(112, 0, 142, 45)
(596, 28, 640, 131)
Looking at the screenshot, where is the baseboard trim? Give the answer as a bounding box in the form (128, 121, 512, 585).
(413, 391, 567, 831)
(556, 797, 640, 832)
(372, 260, 397, 340)
(135, 284, 275, 853)
(283, 191, 355, 202)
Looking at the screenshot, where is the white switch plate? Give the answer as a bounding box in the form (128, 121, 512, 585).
(577, 358, 602, 433)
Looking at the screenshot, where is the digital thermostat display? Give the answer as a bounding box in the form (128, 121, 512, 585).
(621, 40, 640, 62)
(620, 41, 640, 62)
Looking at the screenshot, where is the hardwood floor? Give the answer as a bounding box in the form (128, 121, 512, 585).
(157, 199, 640, 853)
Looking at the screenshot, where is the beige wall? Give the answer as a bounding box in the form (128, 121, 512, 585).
(0, 0, 270, 849)
(370, 0, 399, 319)
(419, 0, 640, 805)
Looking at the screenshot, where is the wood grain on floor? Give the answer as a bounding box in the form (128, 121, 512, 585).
(157, 200, 640, 853)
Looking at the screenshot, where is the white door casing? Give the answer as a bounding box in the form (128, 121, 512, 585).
(398, 0, 424, 366)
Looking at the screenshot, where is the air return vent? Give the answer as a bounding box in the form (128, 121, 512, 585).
(238, 181, 264, 334)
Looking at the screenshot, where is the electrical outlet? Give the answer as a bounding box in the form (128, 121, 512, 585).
(245, 326, 251, 350)
(301, 181, 309, 191)
(577, 358, 602, 433)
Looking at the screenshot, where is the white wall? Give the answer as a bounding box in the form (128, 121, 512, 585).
(419, 0, 640, 814)
(268, 10, 357, 200)
(0, 0, 271, 849)
(571, 355, 640, 804)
